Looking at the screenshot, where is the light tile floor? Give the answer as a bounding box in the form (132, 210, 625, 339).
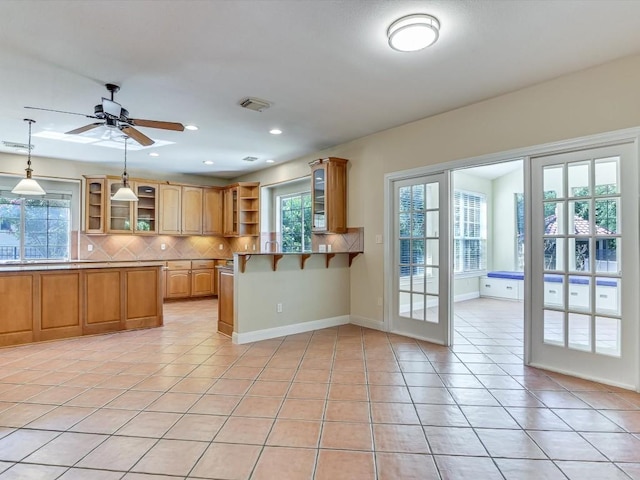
(0, 298, 638, 479)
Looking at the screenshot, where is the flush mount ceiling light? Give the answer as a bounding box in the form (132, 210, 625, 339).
(111, 136, 138, 202)
(269, 128, 282, 135)
(185, 125, 199, 131)
(203, 160, 214, 165)
(149, 152, 159, 157)
(12, 119, 46, 196)
(387, 14, 440, 52)
(265, 159, 275, 164)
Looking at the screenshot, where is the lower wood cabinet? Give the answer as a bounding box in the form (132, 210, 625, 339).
(165, 260, 218, 299)
(217, 267, 234, 336)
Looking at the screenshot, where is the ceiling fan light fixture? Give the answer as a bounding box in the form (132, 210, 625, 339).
(111, 137, 138, 202)
(12, 119, 45, 196)
(387, 14, 440, 52)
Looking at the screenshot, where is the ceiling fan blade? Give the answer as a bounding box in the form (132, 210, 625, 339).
(121, 126, 154, 146)
(25, 106, 99, 119)
(66, 123, 103, 135)
(129, 118, 185, 131)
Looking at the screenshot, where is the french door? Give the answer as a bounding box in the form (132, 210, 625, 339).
(529, 143, 639, 389)
(391, 172, 451, 345)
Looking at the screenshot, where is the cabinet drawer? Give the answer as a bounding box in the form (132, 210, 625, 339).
(167, 260, 191, 270)
(191, 259, 215, 269)
(480, 277, 519, 300)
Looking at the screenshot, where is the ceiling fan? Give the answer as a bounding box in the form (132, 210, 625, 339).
(25, 83, 185, 146)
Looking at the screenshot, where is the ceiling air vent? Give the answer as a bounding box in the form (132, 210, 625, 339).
(242, 156, 258, 162)
(2, 141, 32, 151)
(239, 97, 271, 112)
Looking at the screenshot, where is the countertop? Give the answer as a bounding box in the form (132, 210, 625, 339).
(0, 260, 167, 272)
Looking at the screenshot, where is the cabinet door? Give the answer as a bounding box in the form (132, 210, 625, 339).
(182, 187, 203, 235)
(85, 178, 105, 234)
(311, 164, 327, 232)
(133, 182, 158, 234)
(223, 187, 238, 236)
(325, 159, 348, 233)
(191, 269, 214, 296)
(218, 270, 234, 336)
(203, 188, 223, 235)
(159, 185, 182, 234)
(107, 179, 134, 233)
(165, 270, 190, 298)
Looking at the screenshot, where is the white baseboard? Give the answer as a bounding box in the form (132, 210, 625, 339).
(528, 362, 637, 392)
(350, 315, 385, 331)
(454, 291, 480, 302)
(233, 315, 350, 344)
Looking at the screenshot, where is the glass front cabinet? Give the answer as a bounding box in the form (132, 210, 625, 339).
(310, 157, 348, 234)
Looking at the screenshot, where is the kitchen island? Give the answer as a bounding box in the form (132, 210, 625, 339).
(0, 261, 164, 347)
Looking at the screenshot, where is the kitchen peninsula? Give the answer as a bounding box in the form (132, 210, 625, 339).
(0, 261, 164, 347)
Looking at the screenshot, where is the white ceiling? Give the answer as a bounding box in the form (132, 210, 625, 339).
(2, 1, 640, 179)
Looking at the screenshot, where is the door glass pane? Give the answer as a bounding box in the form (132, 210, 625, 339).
(426, 267, 439, 295)
(595, 238, 618, 273)
(568, 200, 590, 234)
(399, 213, 411, 237)
(595, 157, 619, 194)
(425, 211, 438, 237)
(425, 182, 439, 209)
(411, 293, 425, 321)
(425, 295, 438, 323)
(568, 276, 590, 311)
(594, 198, 618, 234)
(543, 309, 564, 346)
(544, 201, 564, 234)
(544, 238, 564, 271)
(412, 212, 425, 237)
(411, 239, 425, 265)
(412, 184, 425, 211)
(399, 186, 411, 211)
(595, 316, 621, 357)
(568, 162, 590, 197)
(595, 277, 620, 316)
(543, 165, 564, 198)
(569, 238, 590, 273)
(425, 239, 439, 267)
(568, 313, 591, 351)
(544, 276, 564, 308)
(411, 266, 425, 293)
(399, 292, 410, 318)
(399, 239, 410, 264)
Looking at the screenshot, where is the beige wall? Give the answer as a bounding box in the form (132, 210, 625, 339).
(236, 54, 640, 326)
(492, 167, 524, 271)
(235, 254, 350, 334)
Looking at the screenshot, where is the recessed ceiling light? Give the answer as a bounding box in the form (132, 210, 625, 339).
(269, 128, 282, 135)
(266, 159, 275, 164)
(185, 125, 199, 131)
(203, 160, 214, 165)
(387, 14, 440, 52)
(149, 152, 159, 157)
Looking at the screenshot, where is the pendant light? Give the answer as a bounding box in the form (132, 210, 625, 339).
(11, 119, 46, 195)
(111, 136, 138, 202)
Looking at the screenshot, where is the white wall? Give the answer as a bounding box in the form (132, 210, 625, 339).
(234, 254, 350, 340)
(492, 167, 524, 271)
(236, 54, 640, 327)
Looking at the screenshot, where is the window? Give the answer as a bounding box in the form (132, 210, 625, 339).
(515, 193, 525, 271)
(453, 190, 486, 273)
(278, 192, 312, 253)
(0, 192, 71, 261)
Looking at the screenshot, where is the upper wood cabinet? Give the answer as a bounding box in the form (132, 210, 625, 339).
(181, 186, 203, 235)
(310, 157, 348, 234)
(133, 182, 158, 234)
(158, 184, 182, 235)
(203, 187, 223, 235)
(223, 182, 260, 237)
(107, 178, 134, 234)
(85, 177, 105, 234)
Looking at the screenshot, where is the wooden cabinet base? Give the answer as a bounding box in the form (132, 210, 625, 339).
(0, 266, 163, 348)
(217, 268, 234, 336)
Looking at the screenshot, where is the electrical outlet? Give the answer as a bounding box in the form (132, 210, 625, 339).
(245, 244, 248, 250)
(219, 244, 223, 250)
(375, 234, 383, 244)
(318, 244, 326, 253)
(161, 243, 166, 251)
(377, 297, 383, 307)
(276, 303, 283, 313)
(87, 244, 93, 252)
(327, 244, 332, 252)
(252, 244, 256, 251)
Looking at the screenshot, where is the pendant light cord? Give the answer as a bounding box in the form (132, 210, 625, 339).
(25, 118, 35, 178)
(122, 136, 129, 187)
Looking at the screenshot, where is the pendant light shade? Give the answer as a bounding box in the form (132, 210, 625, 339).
(12, 119, 45, 196)
(111, 136, 138, 202)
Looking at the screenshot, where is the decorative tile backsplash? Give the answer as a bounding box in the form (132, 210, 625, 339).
(72, 227, 363, 261)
